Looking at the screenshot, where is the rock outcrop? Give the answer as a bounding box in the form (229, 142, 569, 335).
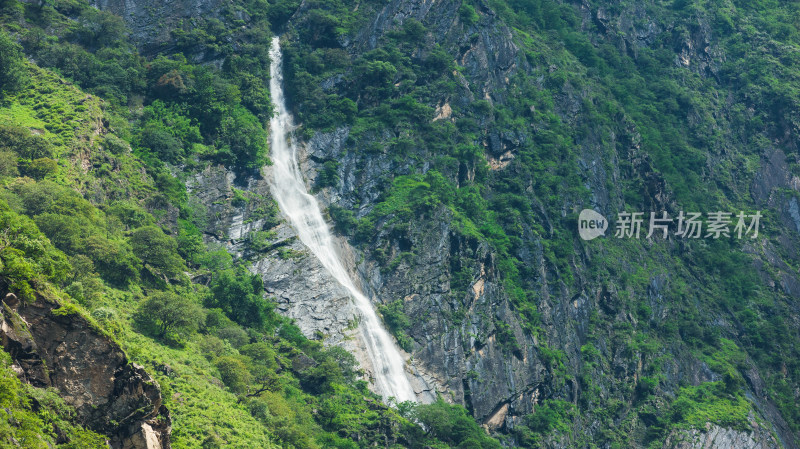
(664, 418, 781, 449)
(0, 292, 170, 449)
(90, 0, 226, 53)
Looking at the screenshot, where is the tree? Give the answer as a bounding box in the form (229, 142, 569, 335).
(315, 160, 339, 189)
(207, 267, 271, 329)
(138, 100, 202, 163)
(299, 357, 341, 394)
(214, 356, 251, 394)
(216, 325, 250, 348)
(129, 226, 184, 279)
(83, 235, 141, 286)
(134, 291, 204, 339)
(326, 346, 359, 384)
(216, 106, 268, 168)
(21, 157, 58, 179)
(105, 201, 154, 230)
(411, 399, 502, 448)
(0, 125, 52, 159)
(0, 200, 70, 300)
(0, 30, 26, 98)
(240, 342, 280, 396)
(139, 125, 183, 163)
(458, 4, 479, 26)
(177, 219, 203, 262)
(0, 150, 18, 177)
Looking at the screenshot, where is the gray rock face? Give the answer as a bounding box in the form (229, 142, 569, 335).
(186, 165, 272, 257)
(187, 165, 357, 339)
(664, 420, 781, 449)
(0, 293, 170, 449)
(355, 206, 550, 424)
(346, 0, 521, 107)
(591, 3, 722, 77)
(254, 226, 355, 344)
(187, 162, 440, 400)
(250, 219, 438, 400)
(91, 0, 225, 52)
(304, 127, 577, 426)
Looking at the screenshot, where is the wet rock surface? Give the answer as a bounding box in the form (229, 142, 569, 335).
(188, 162, 439, 400)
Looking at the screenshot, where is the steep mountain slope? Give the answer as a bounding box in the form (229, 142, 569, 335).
(218, 0, 800, 447)
(1, 0, 799, 448)
(182, 0, 797, 447)
(0, 1, 499, 448)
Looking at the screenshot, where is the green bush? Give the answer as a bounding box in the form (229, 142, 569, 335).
(207, 266, 272, 329)
(0, 150, 18, 177)
(0, 29, 27, 97)
(315, 160, 340, 189)
(216, 325, 250, 348)
(134, 291, 205, 340)
(214, 105, 269, 168)
(411, 399, 502, 448)
(329, 204, 357, 235)
(0, 199, 70, 299)
(83, 234, 141, 286)
(0, 125, 52, 159)
(458, 3, 479, 26)
(214, 355, 252, 394)
(20, 157, 58, 179)
(130, 226, 185, 279)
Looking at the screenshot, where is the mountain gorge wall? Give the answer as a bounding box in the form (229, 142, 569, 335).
(91, 0, 800, 447)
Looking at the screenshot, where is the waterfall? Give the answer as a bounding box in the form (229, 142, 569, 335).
(267, 36, 417, 403)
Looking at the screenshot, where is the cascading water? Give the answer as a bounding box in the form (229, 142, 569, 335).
(268, 36, 417, 403)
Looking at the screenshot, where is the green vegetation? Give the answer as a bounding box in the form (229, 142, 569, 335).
(671, 382, 751, 431)
(0, 1, 503, 446)
(401, 398, 503, 449)
(377, 299, 414, 352)
(513, 400, 575, 446)
(0, 29, 26, 98)
(1, 0, 271, 169)
(1, 0, 799, 446)
(134, 291, 205, 340)
(282, 0, 800, 445)
(0, 198, 70, 302)
(0, 61, 481, 447)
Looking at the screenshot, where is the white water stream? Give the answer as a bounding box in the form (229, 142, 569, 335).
(268, 37, 417, 403)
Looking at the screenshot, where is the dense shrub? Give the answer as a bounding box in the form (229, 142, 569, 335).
(134, 291, 205, 340)
(207, 267, 272, 329)
(0, 30, 26, 97)
(130, 226, 185, 279)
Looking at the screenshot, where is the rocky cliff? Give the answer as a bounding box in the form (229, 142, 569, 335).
(664, 418, 781, 449)
(92, 0, 800, 447)
(0, 291, 170, 449)
(89, 0, 226, 53)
